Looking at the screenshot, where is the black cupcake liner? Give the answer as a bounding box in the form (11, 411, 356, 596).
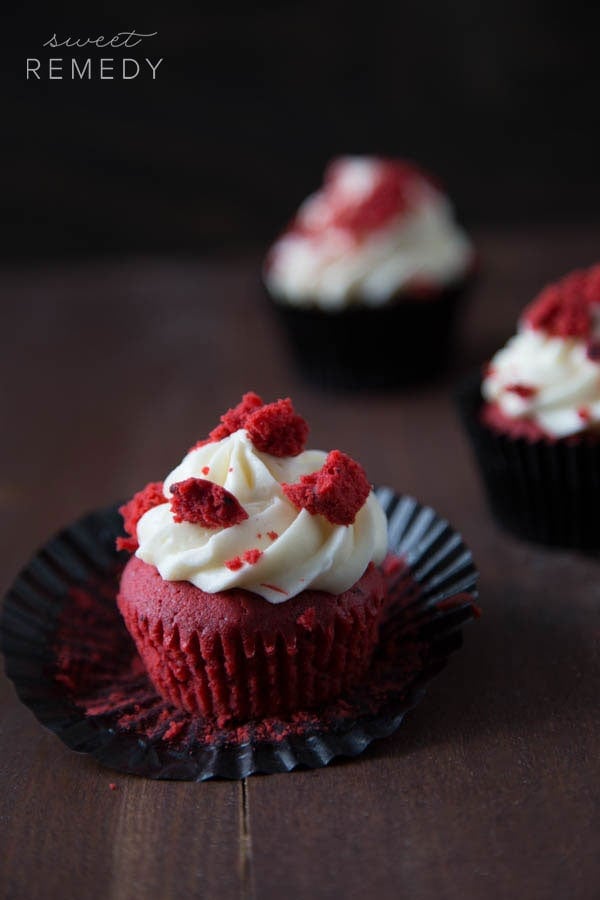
(1, 489, 479, 780)
(267, 280, 470, 391)
(457, 371, 600, 549)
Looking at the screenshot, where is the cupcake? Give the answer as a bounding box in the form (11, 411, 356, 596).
(264, 156, 475, 388)
(459, 264, 600, 548)
(116, 393, 389, 725)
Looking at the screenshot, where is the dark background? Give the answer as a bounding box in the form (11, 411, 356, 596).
(5, 2, 600, 259)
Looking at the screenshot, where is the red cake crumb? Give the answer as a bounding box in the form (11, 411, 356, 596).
(382, 555, 403, 577)
(267, 531, 278, 541)
(256, 533, 262, 539)
(283, 449, 370, 526)
(189, 393, 309, 457)
(109, 783, 117, 791)
(297, 608, 317, 630)
(524, 265, 600, 339)
(117, 482, 165, 553)
(210, 391, 264, 440)
(242, 548, 262, 565)
(329, 160, 414, 235)
(170, 478, 248, 528)
(201, 466, 210, 475)
(224, 549, 263, 570)
(505, 383, 537, 399)
(291, 157, 435, 242)
(191, 392, 265, 449)
(578, 406, 592, 423)
(163, 720, 186, 741)
(245, 398, 309, 457)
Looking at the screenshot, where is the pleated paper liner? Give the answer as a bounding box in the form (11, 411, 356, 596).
(1, 489, 479, 780)
(457, 371, 600, 550)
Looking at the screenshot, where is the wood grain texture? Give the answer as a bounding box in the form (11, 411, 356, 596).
(1, 227, 600, 899)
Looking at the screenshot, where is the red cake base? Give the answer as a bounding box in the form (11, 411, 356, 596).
(117, 557, 387, 726)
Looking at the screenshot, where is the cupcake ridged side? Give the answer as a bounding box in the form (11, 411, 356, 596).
(117, 557, 387, 725)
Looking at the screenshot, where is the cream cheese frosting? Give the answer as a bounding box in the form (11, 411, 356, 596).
(265, 156, 473, 310)
(135, 430, 388, 604)
(482, 322, 600, 438)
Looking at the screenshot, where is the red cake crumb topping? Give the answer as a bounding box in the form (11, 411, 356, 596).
(578, 406, 592, 423)
(524, 265, 600, 339)
(191, 392, 265, 449)
(297, 608, 317, 630)
(224, 549, 263, 571)
(245, 398, 309, 457)
(283, 449, 371, 526)
(290, 157, 434, 243)
(210, 391, 264, 440)
(163, 720, 186, 741)
(201, 466, 210, 475)
(190, 393, 309, 457)
(170, 478, 248, 529)
(243, 548, 263, 565)
(267, 531, 278, 541)
(505, 383, 537, 399)
(117, 482, 165, 553)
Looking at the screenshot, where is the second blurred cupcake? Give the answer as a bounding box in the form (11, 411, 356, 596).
(264, 156, 475, 389)
(459, 264, 600, 549)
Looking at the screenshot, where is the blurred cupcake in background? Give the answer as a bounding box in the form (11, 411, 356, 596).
(264, 156, 475, 389)
(459, 264, 600, 549)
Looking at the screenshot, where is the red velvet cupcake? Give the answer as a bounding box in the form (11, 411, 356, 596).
(264, 156, 475, 388)
(116, 394, 389, 725)
(459, 264, 600, 548)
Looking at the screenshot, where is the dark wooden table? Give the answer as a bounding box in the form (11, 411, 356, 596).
(1, 228, 599, 900)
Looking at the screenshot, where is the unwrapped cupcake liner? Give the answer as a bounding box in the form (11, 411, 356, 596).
(1, 490, 479, 780)
(457, 371, 600, 549)
(267, 281, 469, 390)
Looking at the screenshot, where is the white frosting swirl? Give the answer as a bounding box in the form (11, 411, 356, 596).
(482, 325, 600, 437)
(265, 158, 473, 310)
(135, 430, 388, 603)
